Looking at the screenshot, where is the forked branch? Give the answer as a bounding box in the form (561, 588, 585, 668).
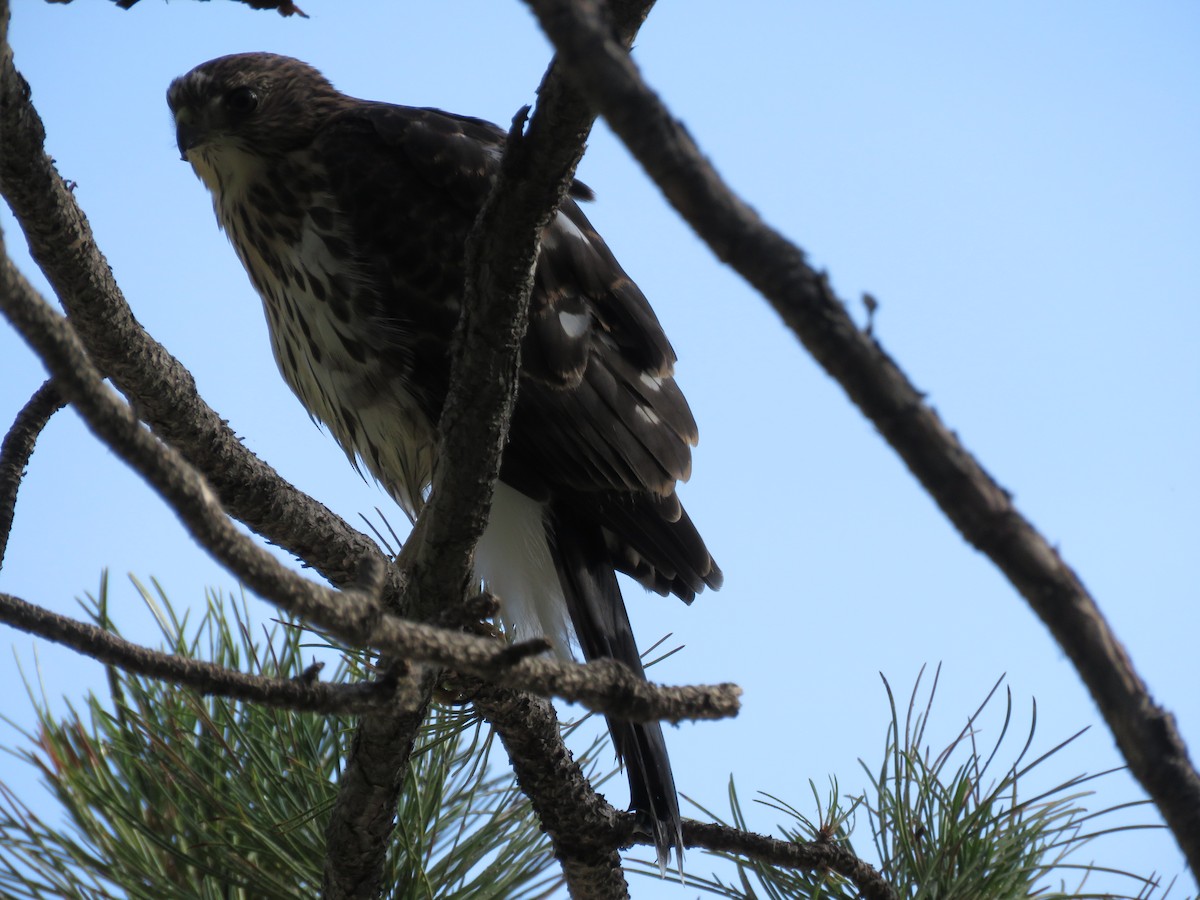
(524, 0, 1200, 873)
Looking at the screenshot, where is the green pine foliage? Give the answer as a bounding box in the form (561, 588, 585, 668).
(633, 668, 1170, 899)
(0, 578, 1177, 899)
(0, 575, 562, 899)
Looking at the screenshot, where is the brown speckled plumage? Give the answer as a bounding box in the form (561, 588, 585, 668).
(168, 52, 720, 866)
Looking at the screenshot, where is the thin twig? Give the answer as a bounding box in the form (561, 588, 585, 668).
(524, 0, 1200, 873)
(679, 819, 896, 900)
(0, 377, 64, 569)
(0, 590, 399, 714)
(49, 0, 308, 13)
(112, 0, 309, 14)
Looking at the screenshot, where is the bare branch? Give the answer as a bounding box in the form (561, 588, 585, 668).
(478, 685, 894, 900)
(370, 612, 741, 724)
(0, 375, 64, 569)
(0, 253, 386, 637)
(45, 0, 309, 18)
(476, 686, 629, 900)
(320, 663, 434, 900)
(678, 820, 896, 900)
(0, 29, 394, 600)
(407, 3, 657, 622)
(322, 2, 659, 896)
(0, 249, 735, 725)
(0, 590, 400, 714)
(0, 21, 415, 893)
(523, 0, 1200, 872)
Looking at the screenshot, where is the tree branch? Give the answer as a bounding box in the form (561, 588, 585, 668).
(105, 0, 309, 14)
(476, 687, 630, 900)
(0, 248, 736, 725)
(678, 820, 896, 900)
(0, 25, 395, 600)
(524, 0, 1200, 874)
(0, 17, 433, 891)
(320, 663, 434, 900)
(0, 589, 401, 714)
(0, 246, 384, 630)
(0, 376, 64, 569)
(41, 1, 309, 17)
(407, 1, 658, 624)
(477, 685, 895, 900)
(322, 2, 661, 897)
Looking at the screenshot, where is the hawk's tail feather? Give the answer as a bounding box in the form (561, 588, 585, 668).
(611, 707, 684, 874)
(600, 496, 723, 601)
(548, 505, 684, 872)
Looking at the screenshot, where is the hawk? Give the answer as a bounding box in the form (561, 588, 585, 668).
(167, 53, 721, 866)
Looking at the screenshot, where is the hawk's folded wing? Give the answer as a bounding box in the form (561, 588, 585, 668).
(317, 102, 721, 597)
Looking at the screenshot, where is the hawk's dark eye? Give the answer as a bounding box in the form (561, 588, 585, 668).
(224, 86, 259, 115)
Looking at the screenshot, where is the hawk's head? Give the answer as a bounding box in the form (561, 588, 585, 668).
(168, 53, 340, 185)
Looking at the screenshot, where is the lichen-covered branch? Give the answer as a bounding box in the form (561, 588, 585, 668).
(0, 589, 400, 714)
(524, 0, 1200, 874)
(0, 375, 63, 569)
(0, 245, 736, 727)
(476, 686, 630, 899)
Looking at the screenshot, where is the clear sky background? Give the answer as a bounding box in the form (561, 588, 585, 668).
(1, 1, 1196, 894)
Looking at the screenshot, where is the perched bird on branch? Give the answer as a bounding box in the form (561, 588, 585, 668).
(167, 52, 720, 867)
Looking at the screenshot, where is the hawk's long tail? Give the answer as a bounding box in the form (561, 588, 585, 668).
(549, 506, 683, 872)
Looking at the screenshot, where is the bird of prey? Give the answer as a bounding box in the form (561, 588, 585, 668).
(167, 52, 720, 866)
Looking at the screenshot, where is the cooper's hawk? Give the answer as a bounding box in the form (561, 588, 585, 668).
(167, 53, 720, 866)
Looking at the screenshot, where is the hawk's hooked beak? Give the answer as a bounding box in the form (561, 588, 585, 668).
(175, 120, 201, 161)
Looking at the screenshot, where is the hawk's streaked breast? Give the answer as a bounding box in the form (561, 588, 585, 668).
(194, 136, 437, 516)
(168, 52, 722, 867)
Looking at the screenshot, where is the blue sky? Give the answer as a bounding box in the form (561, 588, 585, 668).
(1, 1, 1196, 893)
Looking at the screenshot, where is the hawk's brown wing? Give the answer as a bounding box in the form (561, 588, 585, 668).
(316, 101, 720, 597)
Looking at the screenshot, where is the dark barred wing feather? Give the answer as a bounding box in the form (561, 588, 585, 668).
(317, 99, 720, 597)
(315, 98, 719, 866)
